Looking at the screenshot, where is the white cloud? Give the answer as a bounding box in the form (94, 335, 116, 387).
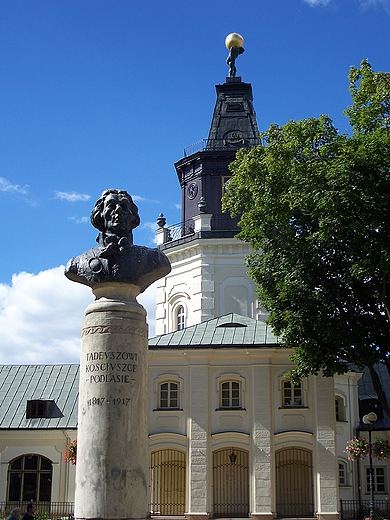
(303, 0, 331, 5)
(68, 216, 89, 224)
(141, 221, 159, 245)
(359, 0, 390, 11)
(303, 0, 390, 9)
(131, 194, 147, 202)
(0, 176, 29, 194)
(131, 194, 160, 205)
(54, 191, 91, 202)
(0, 267, 157, 365)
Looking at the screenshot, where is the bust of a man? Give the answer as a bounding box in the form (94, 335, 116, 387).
(65, 189, 171, 292)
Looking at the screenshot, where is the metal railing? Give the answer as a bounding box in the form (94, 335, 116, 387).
(161, 214, 240, 245)
(0, 502, 74, 519)
(184, 138, 261, 157)
(2, 498, 388, 519)
(340, 499, 389, 520)
(163, 219, 195, 242)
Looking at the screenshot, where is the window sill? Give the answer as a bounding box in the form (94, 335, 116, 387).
(279, 406, 308, 410)
(153, 408, 183, 412)
(215, 407, 246, 411)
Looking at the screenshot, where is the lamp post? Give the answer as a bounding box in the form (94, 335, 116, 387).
(363, 412, 378, 520)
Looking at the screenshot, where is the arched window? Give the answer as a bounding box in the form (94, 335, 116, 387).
(159, 382, 179, 409)
(283, 381, 302, 407)
(8, 454, 52, 502)
(177, 306, 185, 331)
(338, 461, 347, 486)
(220, 381, 241, 408)
(335, 396, 346, 421)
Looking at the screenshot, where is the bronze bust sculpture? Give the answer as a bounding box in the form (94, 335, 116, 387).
(65, 189, 171, 292)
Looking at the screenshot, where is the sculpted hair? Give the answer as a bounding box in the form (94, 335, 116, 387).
(91, 189, 140, 232)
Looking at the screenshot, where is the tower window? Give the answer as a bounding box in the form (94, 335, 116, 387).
(177, 306, 185, 331)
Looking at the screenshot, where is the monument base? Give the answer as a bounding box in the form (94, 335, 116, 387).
(75, 283, 149, 520)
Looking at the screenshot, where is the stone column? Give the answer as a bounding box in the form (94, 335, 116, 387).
(75, 283, 148, 520)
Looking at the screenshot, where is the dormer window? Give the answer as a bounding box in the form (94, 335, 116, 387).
(26, 400, 49, 419)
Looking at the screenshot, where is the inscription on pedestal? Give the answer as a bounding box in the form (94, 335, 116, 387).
(85, 350, 139, 383)
(85, 350, 139, 400)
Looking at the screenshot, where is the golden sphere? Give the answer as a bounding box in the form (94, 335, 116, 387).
(225, 32, 244, 50)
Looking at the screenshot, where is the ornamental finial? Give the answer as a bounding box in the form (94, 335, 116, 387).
(225, 33, 245, 77)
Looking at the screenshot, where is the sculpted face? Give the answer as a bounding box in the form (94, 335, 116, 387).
(102, 193, 135, 236)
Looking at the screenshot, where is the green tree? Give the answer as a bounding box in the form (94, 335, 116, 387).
(223, 61, 390, 417)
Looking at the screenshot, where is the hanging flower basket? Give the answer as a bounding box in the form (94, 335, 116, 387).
(344, 437, 369, 460)
(64, 439, 77, 465)
(372, 439, 390, 461)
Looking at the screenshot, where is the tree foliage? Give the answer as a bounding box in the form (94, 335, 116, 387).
(222, 61, 390, 416)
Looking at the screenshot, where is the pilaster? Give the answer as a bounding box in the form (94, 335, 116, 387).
(252, 365, 273, 518)
(315, 376, 339, 518)
(187, 366, 209, 518)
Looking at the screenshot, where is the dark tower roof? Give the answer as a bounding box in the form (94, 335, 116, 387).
(159, 76, 260, 249)
(206, 77, 260, 149)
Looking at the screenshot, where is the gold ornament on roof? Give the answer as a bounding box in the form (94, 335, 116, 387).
(225, 33, 244, 50)
(225, 33, 245, 77)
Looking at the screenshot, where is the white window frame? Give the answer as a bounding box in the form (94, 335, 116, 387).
(216, 373, 246, 410)
(159, 381, 179, 409)
(220, 380, 241, 408)
(366, 466, 387, 494)
(338, 460, 348, 487)
(282, 380, 303, 407)
(335, 394, 347, 421)
(153, 374, 183, 411)
(168, 292, 189, 333)
(176, 305, 185, 331)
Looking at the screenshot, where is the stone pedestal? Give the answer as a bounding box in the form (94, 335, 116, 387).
(74, 283, 148, 520)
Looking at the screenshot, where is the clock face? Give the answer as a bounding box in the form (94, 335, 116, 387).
(187, 182, 198, 200)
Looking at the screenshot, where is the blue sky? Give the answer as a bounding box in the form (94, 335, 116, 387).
(1, 0, 390, 363)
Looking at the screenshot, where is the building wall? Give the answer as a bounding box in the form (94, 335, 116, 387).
(148, 346, 352, 519)
(155, 237, 261, 335)
(0, 429, 77, 503)
(1, 361, 388, 517)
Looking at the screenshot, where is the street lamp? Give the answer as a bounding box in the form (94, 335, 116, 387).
(363, 412, 378, 520)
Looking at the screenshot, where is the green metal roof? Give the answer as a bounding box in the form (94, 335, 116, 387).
(0, 364, 79, 429)
(149, 313, 279, 348)
(0, 315, 279, 429)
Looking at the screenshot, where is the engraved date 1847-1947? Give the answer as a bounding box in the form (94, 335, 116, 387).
(87, 397, 131, 406)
